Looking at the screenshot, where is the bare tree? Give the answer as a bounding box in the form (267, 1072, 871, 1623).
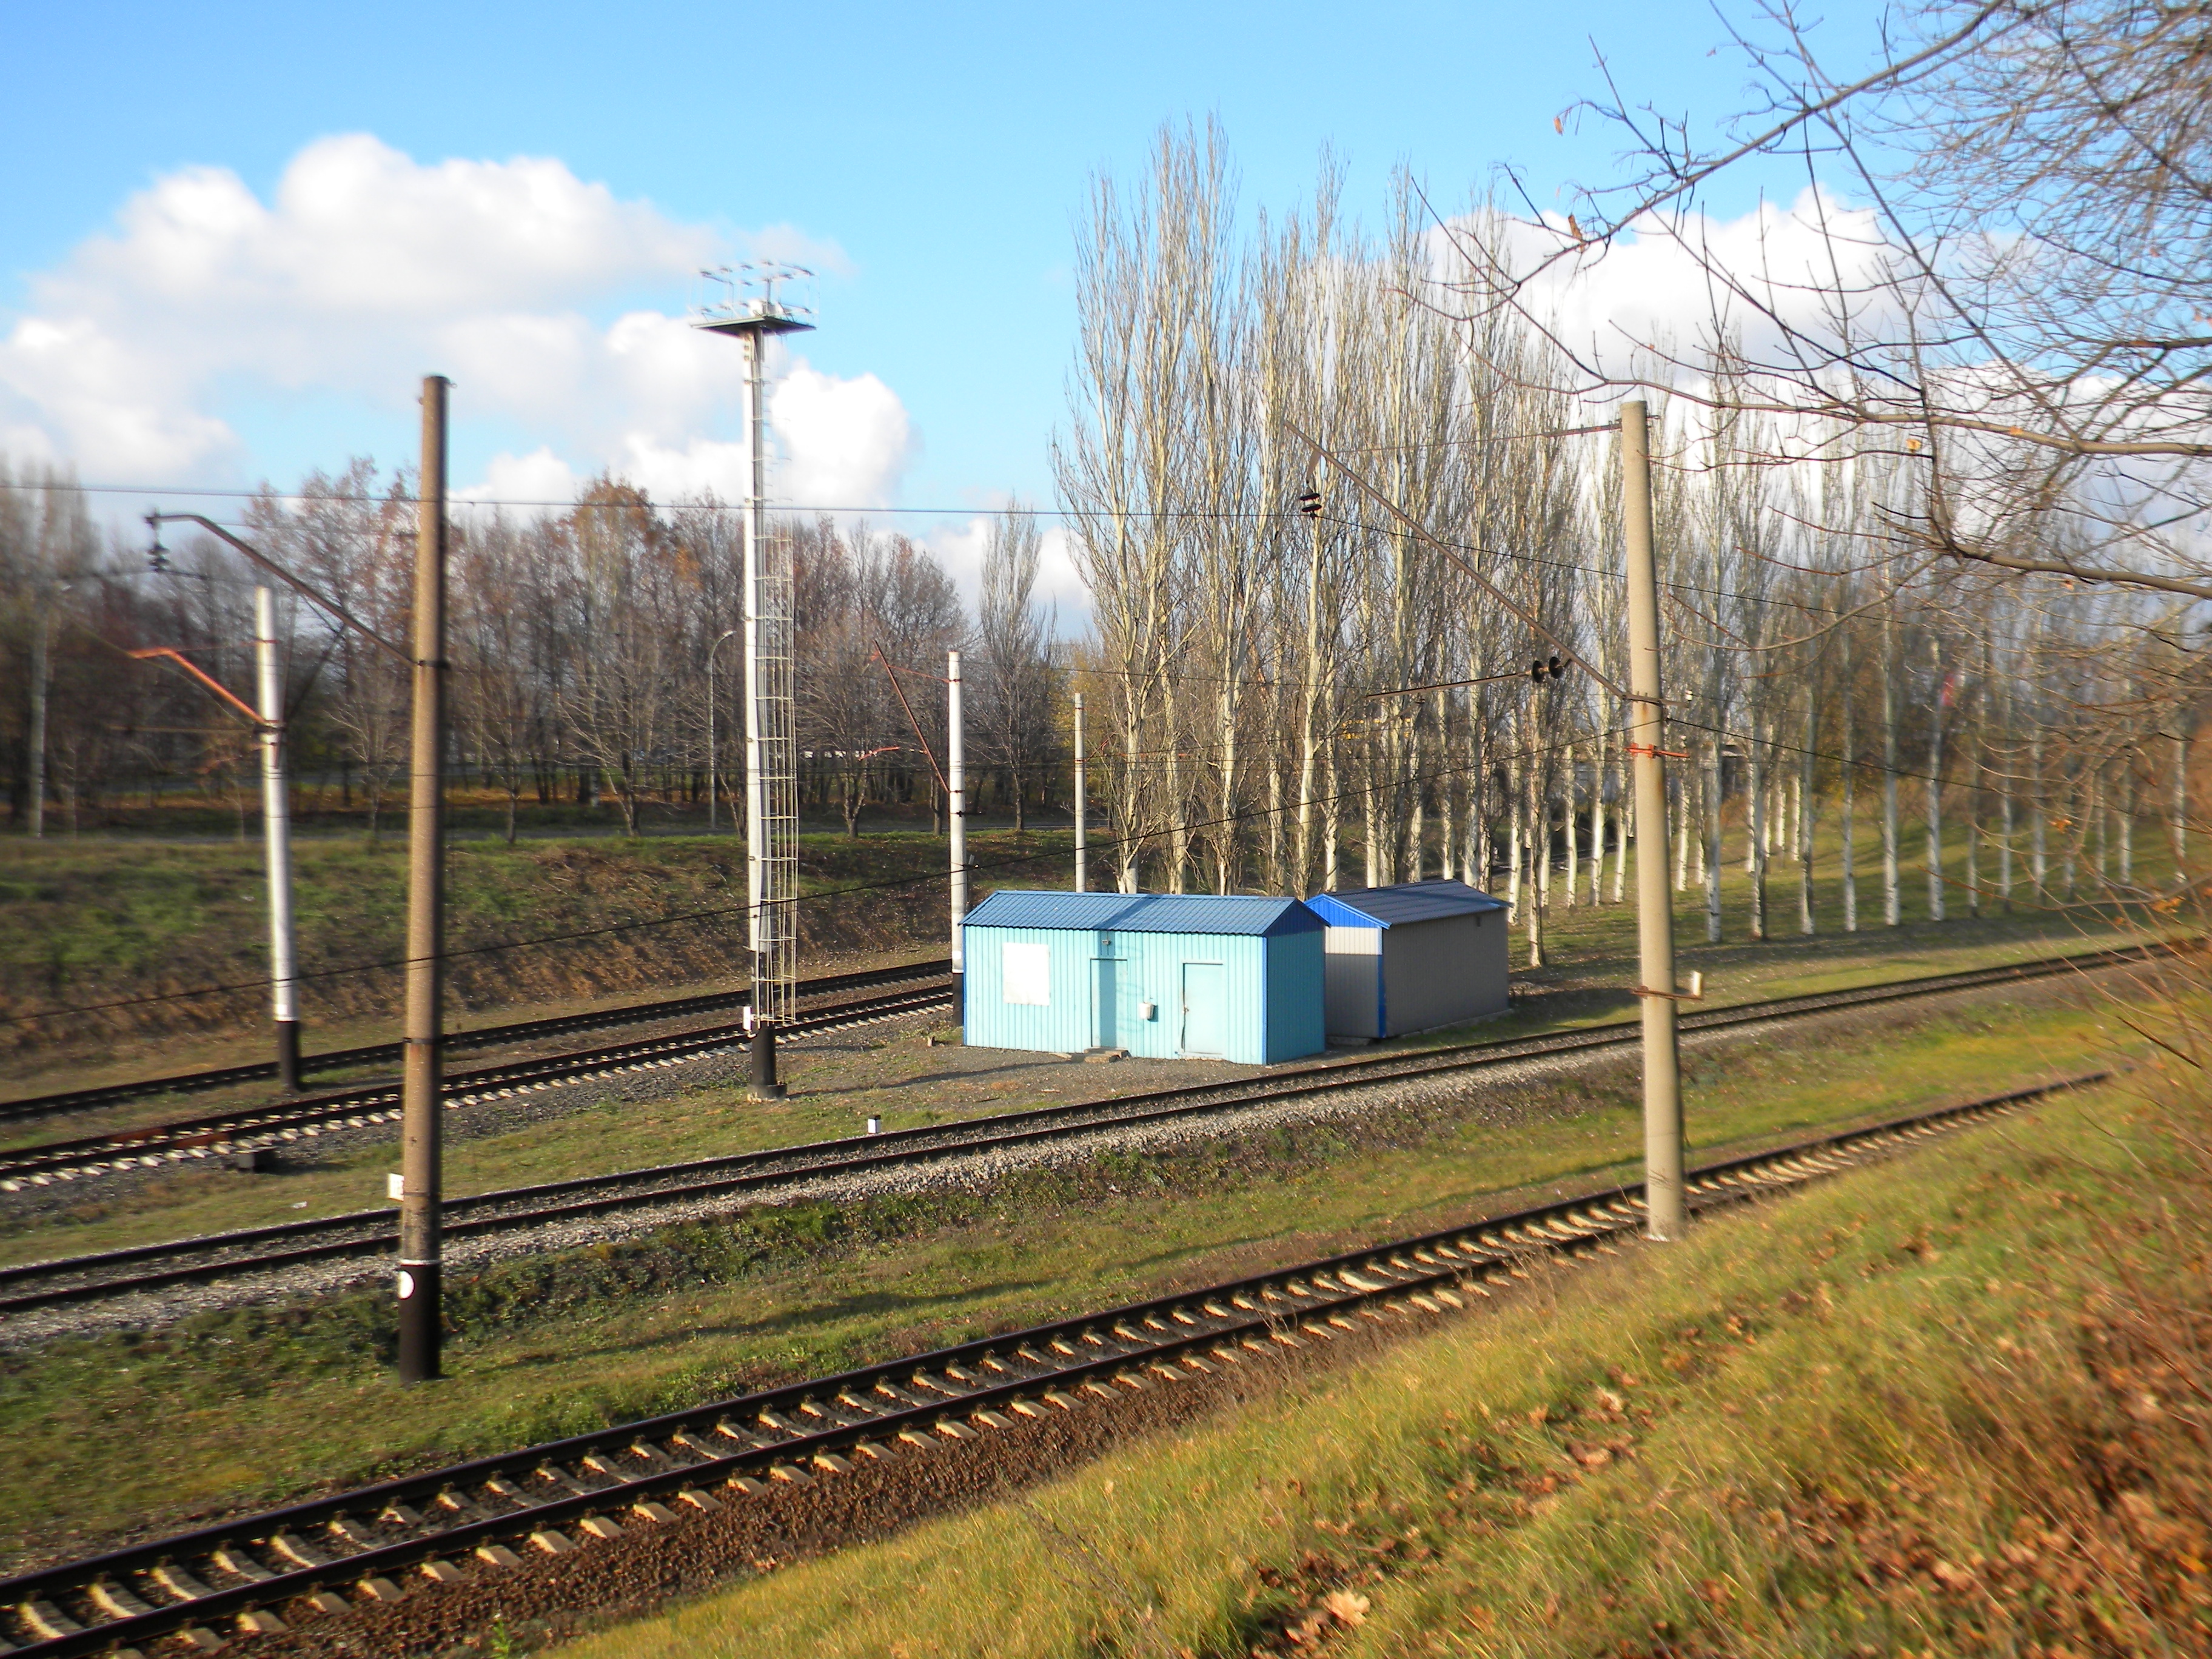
(973, 505, 1058, 832)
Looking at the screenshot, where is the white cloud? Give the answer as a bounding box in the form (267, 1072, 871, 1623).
(771, 364, 912, 509)
(0, 133, 911, 508)
(923, 509, 1088, 634)
(1456, 187, 1900, 385)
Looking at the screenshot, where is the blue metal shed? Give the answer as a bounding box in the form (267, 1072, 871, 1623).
(960, 891, 1327, 1064)
(1305, 879, 1511, 1039)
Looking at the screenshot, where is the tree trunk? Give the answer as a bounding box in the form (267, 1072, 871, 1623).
(1506, 760, 1523, 922)
(2031, 725, 2048, 897)
(2119, 764, 2133, 888)
(26, 609, 48, 839)
(1322, 734, 1340, 893)
(1882, 612, 1902, 925)
(1436, 686, 1453, 886)
(1610, 714, 1629, 903)
(1798, 689, 1817, 934)
(1523, 751, 1544, 968)
(2174, 721, 2191, 885)
(1561, 742, 1578, 907)
(1841, 628, 1858, 933)
(1705, 736, 1723, 942)
(1926, 638, 1945, 920)
(1748, 715, 1769, 942)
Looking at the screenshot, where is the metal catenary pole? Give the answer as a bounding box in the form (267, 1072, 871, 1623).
(1620, 398, 1687, 1241)
(948, 649, 968, 1015)
(398, 374, 449, 1382)
(740, 329, 790, 1100)
(1073, 690, 1087, 893)
(252, 586, 303, 1093)
(692, 273, 811, 1095)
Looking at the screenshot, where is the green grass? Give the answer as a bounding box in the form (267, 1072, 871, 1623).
(0, 828, 1070, 1079)
(560, 1056, 2204, 1659)
(0, 988, 2138, 1574)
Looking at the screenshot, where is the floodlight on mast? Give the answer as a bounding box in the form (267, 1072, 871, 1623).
(691, 263, 814, 1098)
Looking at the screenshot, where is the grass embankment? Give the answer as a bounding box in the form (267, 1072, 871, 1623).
(0, 828, 1071, 1076)
(0, 810, 2164, 1105)
(566, 1057, 2212, 1658)
(2, 779, 2179, 1081)
(0, 990, 2134, 1577)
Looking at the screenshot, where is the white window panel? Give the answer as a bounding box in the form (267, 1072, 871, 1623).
(1002, 940, 1051, 1005)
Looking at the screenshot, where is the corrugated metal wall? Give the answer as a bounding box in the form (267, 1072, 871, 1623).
(1322, 927, 1383, 1039)
(1379, 913, 1510, 1034)
(1263, 931, 1327, 1061)
(963, 925, 1326, 1064)
(959, 924, 1105, 1054)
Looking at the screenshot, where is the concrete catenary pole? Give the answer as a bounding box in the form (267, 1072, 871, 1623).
(1621, 398, 1686, 1241)
(1073, 691, 1088, 893)
(398, 374, 449, 1382)
(253, 586, 302, 1092)
(949, 649, 967, 1014)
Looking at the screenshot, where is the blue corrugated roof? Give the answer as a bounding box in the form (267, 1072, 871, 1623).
(963, 890, 1325, 937)
(1306, 879, 1508, 928)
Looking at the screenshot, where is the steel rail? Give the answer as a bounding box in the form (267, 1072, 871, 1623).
(0, 958, 954, 1128)
(0, 981, 954, 1190)
(1, 936, 2175, 1193)
(0, 937, 2169, 1318)
(0, 1070, 2104, 1657)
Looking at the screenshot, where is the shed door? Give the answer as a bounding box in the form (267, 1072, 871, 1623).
(1093, 958, 1119, 1049)
(1181, 961, 1227, 1057)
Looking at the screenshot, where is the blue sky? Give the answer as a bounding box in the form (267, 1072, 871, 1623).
(0, 0, 1883, 598)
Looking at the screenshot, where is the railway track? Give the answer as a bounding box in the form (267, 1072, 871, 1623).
(0, 958, 954, 1129)
(0, 1068, 2104, 1657)
(0, 936, 2168, 1320)
(0, 979, 955, 1193)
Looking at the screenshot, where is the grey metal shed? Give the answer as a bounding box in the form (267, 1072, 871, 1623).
(1304, 879, 1511, 1040)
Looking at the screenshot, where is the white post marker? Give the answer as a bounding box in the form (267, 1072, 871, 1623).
(1073, 690, 1088, 893)
(948, 649, 968, 1017)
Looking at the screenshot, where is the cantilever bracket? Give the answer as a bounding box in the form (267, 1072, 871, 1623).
(1632, 972, 1705, 1002)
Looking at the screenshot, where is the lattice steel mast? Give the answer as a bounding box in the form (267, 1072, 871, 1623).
(695, 266, 811, 1094)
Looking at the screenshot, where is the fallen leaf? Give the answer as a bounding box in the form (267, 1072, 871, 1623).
(1324, 1590, 1371, 1626)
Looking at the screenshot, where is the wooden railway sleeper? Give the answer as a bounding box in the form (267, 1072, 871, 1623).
(207, 1548, 271, 1586)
